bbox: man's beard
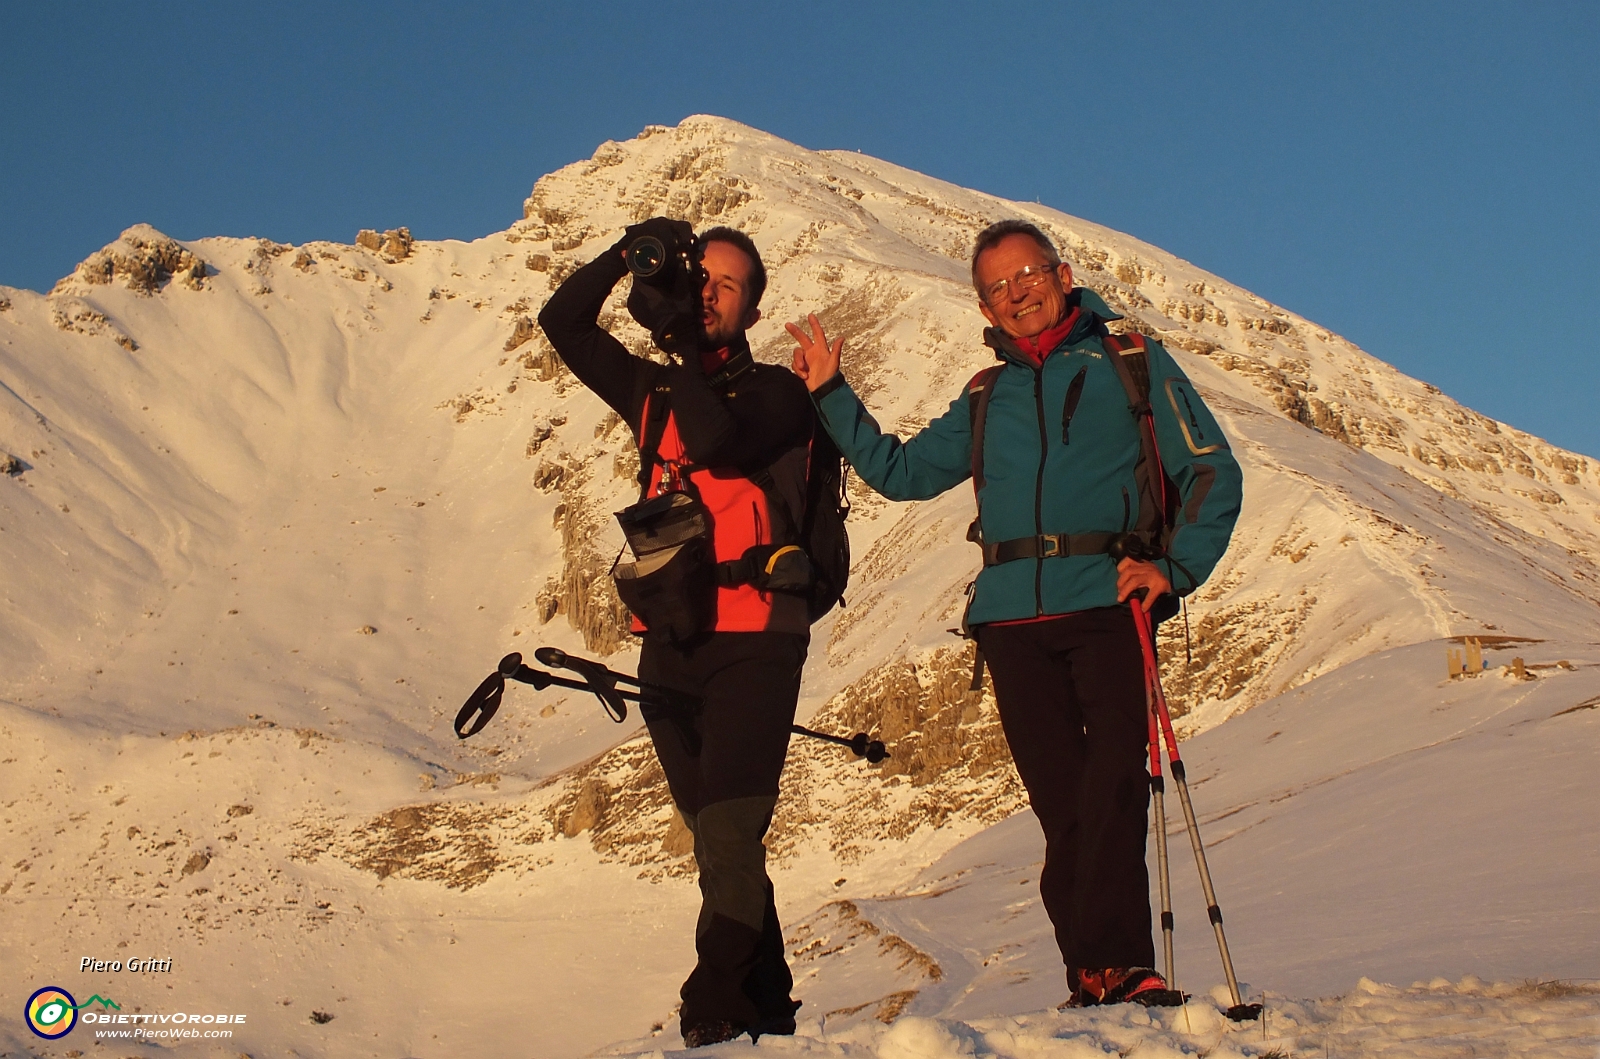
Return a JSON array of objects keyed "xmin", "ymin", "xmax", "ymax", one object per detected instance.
[{"xmin": 701, "ymin": 314, "xmax": 738, "ymax": 349}]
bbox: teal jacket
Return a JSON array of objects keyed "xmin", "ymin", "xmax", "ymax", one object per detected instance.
[{"xmin": 813, "ymin": 289, "xmax": 1242, "ymax": 625}]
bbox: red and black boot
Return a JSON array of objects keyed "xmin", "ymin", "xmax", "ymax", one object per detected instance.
[{"xmin": 1066, "ymin": 967, "xmax": 1186, "ymax": 1008}]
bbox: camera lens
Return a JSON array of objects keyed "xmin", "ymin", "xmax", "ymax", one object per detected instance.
[{"xmin": 626, "ymin": 236, "xmax": 667, "ymax": 277}]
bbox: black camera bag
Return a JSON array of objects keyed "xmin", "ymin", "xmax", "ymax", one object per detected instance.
[
  {"xmin": 610, "ymin": 393, "xmax": 717, "ymax": 642},
  {"xmin": 611, "ymin": 490, "xmax": 716, "ymax": 643}
]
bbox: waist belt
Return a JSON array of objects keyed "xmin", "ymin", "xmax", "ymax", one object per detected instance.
[{"xmin": 981, "ymin": 532, "xmax": 1119, "ymax": 567}]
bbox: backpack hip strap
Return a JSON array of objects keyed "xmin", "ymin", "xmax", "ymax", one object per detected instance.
[{"xmin": 981, "ymin": 532, "xmax": 1119, "ymax": 566}]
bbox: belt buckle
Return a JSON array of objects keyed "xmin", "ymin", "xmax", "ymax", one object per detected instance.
[{"xmin": 1040, "ymin": 535, "xmax": 1063, "ymax": 558}]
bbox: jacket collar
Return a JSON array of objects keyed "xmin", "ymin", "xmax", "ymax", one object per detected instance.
[
  {"xmin": 700, "ymin": 332, "xmax": 754, "ymax": 390},
  {"xmin": 982, "ymin": 287, "xmax": 1123, "ymax": 368}
]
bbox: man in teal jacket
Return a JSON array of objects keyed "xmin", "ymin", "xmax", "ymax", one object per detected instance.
[{"xmin": 788, "ymin": 220, "xmax": 1242, "ymax": 1007}]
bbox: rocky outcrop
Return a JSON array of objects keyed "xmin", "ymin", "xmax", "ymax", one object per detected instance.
[
  {"xmin": 50, "ymin": 300, "xmax": 137, "ymax": 350},
  {"xmin": 538, "ymin": 460, "xmax": 634, "ymax": 656},
  {"xmin": 54, "ymin": 225, "xmax": 207, "ymax": 295},
  {"xmin": 504, "ymin": 315, "xmax": 536, "ymax": 351},
  {"xmin": 355, "ymin": 227, "xmax": 414, "ymax": 260}
]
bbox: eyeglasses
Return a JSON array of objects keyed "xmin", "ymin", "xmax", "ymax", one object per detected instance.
[{"xmin": 982, "ymin": 263, "xmax": 1060, "ymax": 305}]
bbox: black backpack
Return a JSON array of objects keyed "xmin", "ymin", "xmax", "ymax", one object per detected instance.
[
  {"xmin": 753, "ymin": 425, "xmax": 850, "ymax": 623},
  {"xmin": 799, "ymin": 427, "xmax": 851, "ymax": 622},
  {"xmin": 636, "ymin": 386, "xmax": 851, "ymax": 627}
]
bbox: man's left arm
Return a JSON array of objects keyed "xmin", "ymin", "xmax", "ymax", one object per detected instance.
[{"xmin": 1145, "ymin": 341, "xmax": 1244, "ymax": 594}]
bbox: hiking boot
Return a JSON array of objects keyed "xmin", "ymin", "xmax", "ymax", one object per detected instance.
[
  {"xmin": 681, "ymin": 1019, "xmax": 746, "ymax": 1047},
  {"xmin": 746, "ymin": 998, "xmax": 801, "ymax": 1041},
  {"xmin": 1070, "ymin": 967, "xmax": 1186, "ymax": 1007}
]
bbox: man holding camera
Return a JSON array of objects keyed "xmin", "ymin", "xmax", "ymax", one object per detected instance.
[
  {"xmin": 538, "ymin": 219, "xmax": 814, "ymax": 1045},
  {"xmin": 788, "ymin": 220, "xmax": 1242, "ymax": 1008}
]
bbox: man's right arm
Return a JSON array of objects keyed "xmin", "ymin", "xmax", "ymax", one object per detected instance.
[
  {"xmin": 790, "ymin": 312, "xmax": 972, "ymax": 501},
  {"xmin": 811, "ymin": 374, "xmax": 973, "ymax": 502},
  {"xmin": 537, "ymin": 250, "xmax": 654, "ymax": 429}
]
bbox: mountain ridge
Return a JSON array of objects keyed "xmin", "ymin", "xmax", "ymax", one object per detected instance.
[{"xmin": 3, "ymin": 114, "xmax": 1598, "ymax": 1058}]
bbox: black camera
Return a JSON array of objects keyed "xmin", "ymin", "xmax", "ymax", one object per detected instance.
[{"xmin": 623, "ymin": 219, "xmax": 707, "ymax": 359}]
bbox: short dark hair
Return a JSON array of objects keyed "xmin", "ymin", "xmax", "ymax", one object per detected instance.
[
  {"xmin": 970, "ymin": 220, "xmax": 1061, "ymax": 294},
  {"xmin": 700, "ymin": 226, "xmax": 767, "ymax": 313}
]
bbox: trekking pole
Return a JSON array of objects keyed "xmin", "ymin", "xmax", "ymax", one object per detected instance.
[
  {"xmin": 791, "ymin": 724, "xmax": 890, "ymax": 763},
  {"xmin": 533, "ymin": 647, "xmax": 887, "ymax": 761},
  {"xmin": 1130, "ymin": 600, "xmax": 1263, "ymax": 1022},
  {"xmin": 456, "ymin": 648, "xmax": 890, "ymax": 762},
  {"xmin": 454, "ymin": 650, "xmax": 653, "ymax": 738},
  {"xmin": 1145, "ymin": 665, "xmax": 1176, "ymax": 991}
]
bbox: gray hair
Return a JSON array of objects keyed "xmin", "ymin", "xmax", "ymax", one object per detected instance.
[{"xmin": 970, "ymin": 220, "xmax": 1062, "ymax": 294}]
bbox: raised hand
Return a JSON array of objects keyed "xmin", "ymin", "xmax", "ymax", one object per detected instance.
[{"xmin": 786, "ymin": 313, "xmax": 844, "ymax": 393}]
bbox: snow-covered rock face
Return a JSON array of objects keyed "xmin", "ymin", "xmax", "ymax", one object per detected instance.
[
  {"xmin": 4, "ymin": 112, "xmax": 1600, "ymax": 860},
  {"xmin": 8, "ymin": 115, "xmax": 1598, "ymax": 745},
  {"xmin": 526, "ymin": 116, "xmax": 1600, "ymax": 724}
]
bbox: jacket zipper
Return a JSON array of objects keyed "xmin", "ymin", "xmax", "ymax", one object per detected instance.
[
  {"xmin": 1033, "ymin": 366, "xmax": 1048, "ymax": 616},
  {"xmin": 1061, "ymin": 366, "xmax": 1088, "ymax": 445}
]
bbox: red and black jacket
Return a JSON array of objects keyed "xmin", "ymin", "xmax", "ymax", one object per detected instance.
[{"xmin": 537, "ymin": 250, "xmax": 815, "ymax": 635}]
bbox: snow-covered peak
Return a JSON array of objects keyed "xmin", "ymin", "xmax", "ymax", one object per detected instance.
[{"xmin": 3, "ymin": 116, "xmax": 1597, "ymax": 1059}]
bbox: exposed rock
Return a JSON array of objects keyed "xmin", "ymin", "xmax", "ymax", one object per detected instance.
[
  {"xmin": 560, "ymin": 777, "xmax": 610, "ymax": 837},
  {"xmin": 660, "ymin": 810, "xmax": 694, "ymax": 856},
  {"xmin": 55, "ymin": 225, "xmax": 207, "ymax": 294},
  {"xmin": 50, "ymin": 302, "xmax": 137, "ymax": 350},
  {"xmin": 525, "ymin": 642, "xmax": 1024, "ymax": 882},
  {"xmin": 517, "ymin": 334, "xmax": 568, "ymax": 382},
  {"xmin": 532, "ymin": 458, "xmax": 566, "ymax": 491},
  {"xmin": 524, "ymin": 420, "xmax": 554, "ymax": 457},
  {"xmin": 382, "ymin": 228, "xmax": 414, "ymax": 259},
  {"xmin": 333, "ymin": 802, "xmax": 511, "ymax": 890},
  {"xmin": 546, "ymin": 478, "xmax": 633, "ymax": 654},
  {"xmin": 1158, "ymin": 591, "xmax": 1319, "ymax": 717},
  {"xmin": 504, "ymin": 316, "xmax": 536, "ymax": 351},
  {"xmin": 356, "ymin": 227, "xmax": 413, "ymax": 260}
]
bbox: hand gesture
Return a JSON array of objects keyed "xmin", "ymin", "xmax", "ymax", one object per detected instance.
[{"xmin": 786, "ymin": 314, "xmax": 843, "ymax": 393}]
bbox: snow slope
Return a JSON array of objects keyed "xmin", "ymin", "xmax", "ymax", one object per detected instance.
[
  {"xmin": 3, "ymin": 637, "xmax": 1594, "ymax": 1057},
  {"xmin": 2, "ymin": 117, "xmax": 1597, "ymax": 1057}
]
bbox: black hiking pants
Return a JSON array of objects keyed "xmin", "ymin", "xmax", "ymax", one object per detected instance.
[
  {"xmin": 638, "ymin": 630, "xmax": 808, "ymax": 1033},
  {"xmin": 976, "ymin": 606, "xmax": 1156, "ymax": 977}
]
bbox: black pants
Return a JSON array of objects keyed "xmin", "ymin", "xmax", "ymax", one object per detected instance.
[
  {"xmin": 977, "ymin": 606, "xmax": 1155, "ymax": 974},
  {"xmin": 638, "ymin": 630, "xmax": 807, "ymax": 1031}
]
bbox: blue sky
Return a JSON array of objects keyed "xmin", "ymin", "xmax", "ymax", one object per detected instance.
[{"xmin": 3, "ymin": 2, "xmax": 1596, "ymax": 455}]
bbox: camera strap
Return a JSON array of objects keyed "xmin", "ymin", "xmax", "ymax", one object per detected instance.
[
  {"xmin": 702, "ymin": 345, "xmax": 754, "ymax": 391},
  {"xmin": 634, "ymin": 388, "xmax": 672, "ymax": 500},
  {"xmin": 633, "ymin": 387, "xmax": 708, "ymax": 500}
]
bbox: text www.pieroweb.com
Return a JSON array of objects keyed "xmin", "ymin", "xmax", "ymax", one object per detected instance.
[{"xmin": 86, "ymin": 1011, "xmax": 244, "ymax": 1039}]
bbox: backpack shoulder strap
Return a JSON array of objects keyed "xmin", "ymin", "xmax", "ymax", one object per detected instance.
[
  {"xmin": 1102, "ymin": 331, "xmax": 1170, "ymax": 542},
  {"xmin": 966, "ymin": 365, "xmax": 1005, "ymax": 499},
  {"xmin": 635, "ymin": 386, "xmax": 672, "ymax": 500},
  {"xmin": 1101, "ymin": 331, "xmax": 1151, "ymax": 409}
]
